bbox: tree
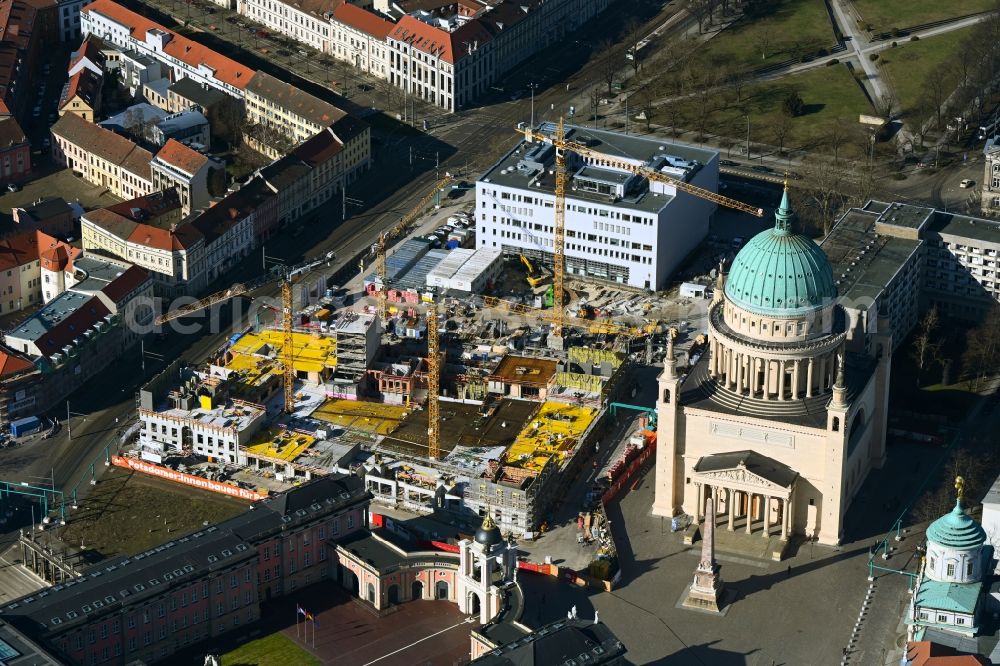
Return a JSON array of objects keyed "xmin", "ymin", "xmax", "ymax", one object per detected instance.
[
  {"xmin": 683, "ymin": 0, "xmax": 713, "ymax": 34},
  {"xmin": 638, "ymin": 86, "xmax": 657, "ymax": 131},
  {"xmin": 800, "ymin": 158, "xmax": 847, "ymax": 235},
  {"xmin": 961, "ymin": 306, "xmax": 1000, "ymax": 390},
  {"xmin": 753, "ymin": 28, "xmax": 773, "ymax": 61},
  {"xmin": 924, "ymin": 63, "xmax": 951, "ymax": 130},
  {"xmin": 911, "ymin": 306, "xmax": 943, "ymax": 384},
  {"xmin": 725, "ymin": 68, "xmax": 751, "ymax": 106},
  {"xmin": 770, "ymin": 112, "xmax": 793, "ymax": 154},
  {"xmin": 661, "ymin": 98, "xmax": 685, "ymax": 136},
  {"xmin": 825, "ymin": 118, "xmax": 848, "ymax": 164},
  {"xmin": 623, "ymin": 17, "xmax": 644, "ymax": 76},
  {"xmin": 782, "ymin": 90, "xmax": 804, "ymax": 117},
  {"xmin": 598, "ymin": 39, "xmax": 619, "ymax": 97}
]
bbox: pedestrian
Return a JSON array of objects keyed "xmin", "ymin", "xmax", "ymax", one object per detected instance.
[{"xmin": 786, "ymin": 565, "xmax": 791, "ymax": 577}]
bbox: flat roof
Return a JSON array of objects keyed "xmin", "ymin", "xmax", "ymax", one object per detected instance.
[
  {"xmin": 154, "ymin": 400, "xmax": 263, "ymax": 432},
  {"xmin": 312, "ymin": 399, "xmax": 409, "ymax": 436},
  {"xmin": 869, "ymin": 200, "xmax": 935, "ymax": 231},
  {"xmin": 478, "ymin": 123, "xmax": 716, "ymax": 215},
  {"xmin": 504, "ymin": 401, "xmax": 597, "ymax": 472},
  {"xmin": 333, "ymin": 311, "xmax": 377, "ymax": 336},
  {"xmin": 822, "ymin": 208, "xmax": 921, "ymax": 305},
  {"xmin": 7, "ymin": 291, "xmax": 92, "ymax": 343},
  {"xmin": 379, "ymin": 399, "xmax": 536, "ymax": 461},
  {"xmin": 230, "ymin": 329, "xmax": 336, "ymax": 374},
  {"xmin": 928, "ymin": 210, "xmax": 1000, "ymax": 245},
  {"xmin": 490, "ymin": 355, "xmax": 558, "ymax": 385}
]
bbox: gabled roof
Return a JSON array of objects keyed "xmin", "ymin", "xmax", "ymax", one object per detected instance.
[
  {"xmin": 693, "ymin": 450, "xmax": 799, "ymax": 488},
  {"xmin": 34, "ymin": 296, "xmax": 112, "ymax": 358},
  {"xmin": 39, "ymin": 243, "xmax": 82, "ymax": 273},
  {"xmin": 292, "ymin": 126, "xmax": 344, "ymax": 167},
  {"xmin": 81, "ymin": 0, "xmax": 255, "ymax": 89},
  {"xmin": 331, "ymin": 2, "xmax": 395, "ymax": 40},
  {"xmin": 154, "ymin": 139, "xmax": 210, "ymax": 176},
  {"xmin": 388, "ymin": 14, "xmax": 493, "ymax": 64},
  {"xmin": 68, "ymin": 34, "xmax": 107, "ymax": 76},
  {"xmin": 0, "ymin": 116, "xmax": 26, "ymax": 149},
  {"xmin": 167, "ymin": 76, "xmax": 228, "ymax": 109},
  {"xmin": 905, "ymin": 641, "xmax": 988, "ymax": 666},
  {"xmin": 0, "ymin": 231, "xmax": 71, "ymax": 272},
  {"xmin": 0, "ymin": 349, "xmax": 33, "ymax": 377},
  {"xmin": 51, "ymin": 113, "xmax": 152, "ymax": 180},
  {"xmin": 101, "ymin": 265, "xmax": 150, "ymax": 304},
  {"xmin": 84, "ymin": 189, "xmax": 203, "ymax": 252},
  {"xmin": 60, "ymin": 69, "xmax": 103, "ymax": 111},
  {"xmin": 245, "ymin": 71, "xmax": 347, "ymax": 127}
]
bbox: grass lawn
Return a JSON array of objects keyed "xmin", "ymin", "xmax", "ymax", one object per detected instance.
[
  {"xmin": 854, "ymin": 0, "xmax": 995, "ymax": 32},
  {"xmin": 697, "ymin": 0, "xmax": 837, "ymax": 71},
  {"xmin": 222, "ymin": 633, "xmax": 320, "ymax": 666},
  {"xmin": 675, "ymin": 64, "xmax": 873, "ymax": 158},
  {"xmin": 880, "ymin": 27, "xmax": 974, "ymax": 116},
  {"xmin": 58, "ymin": 467, "xmax": 247, "ymax": 559}
]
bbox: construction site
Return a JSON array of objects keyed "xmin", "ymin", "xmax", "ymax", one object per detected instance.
[{"xmin": 114, "ymin": 121, "xmax": 767, "ymax": 539}]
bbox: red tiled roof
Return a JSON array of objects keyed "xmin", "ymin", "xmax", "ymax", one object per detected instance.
[
  {"xmin": 81, "ymin": 0, "xmax": 255, "ymax": 89},
  {"xmin": 101, "ymin": 264, "xmax": 150, "ymax": 304},
  {"xmin": 388, "ymin": 14, "xmax": 492, "ymax": 64},
  {"xmin": 85, "ymin": 189, "xmax": 203, "ymax": 252},
  {"xmin": 0, "ymin": 230, "xmax": 70, "ymax": 272},
  {"xmin": 60, "ymin": 69, "xmax": 102, "ymax": 111},
  {"xmin": 0, "ymin": 349, "xmax": 33, "ymax": 376},
  {"xmin": 331, "ymin": 3, "xmax": 395, "ymax": 40},
  {"xmin": 0, "ymin": 116, "xmax": 26, "ymax": 148},
  {"xmin": 154, "ymin": 139, "xmax": 210, "ymax": 175},
  {"xmin": 906, "ymin": 642, "xmax": 989, "ymax": 666},
  {"xmin": 34, "ymin": 298, "xmax": 111, "ymax": 357},
  {"xmin": 69, "ymin": 34, "xmax": 107, "ymax": 75},
  {"xmin": 292, "ymin": 126, "xmax": 344, "ymax": 167},
  {"xmin": 39, "ymin": 243, "xmax": 82, "ymax": 273}
]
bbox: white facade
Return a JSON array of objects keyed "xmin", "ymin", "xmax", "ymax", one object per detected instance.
[
  {"xmin": 329, "ymin": 7, "xmax": 390, "ymax": 79},
  {"xmin": 138, "ymin": 399, "xmax": 265, "ymax": 463},
  {"xmin": 200, "ymin": 215, "xmax": 254, "ymax": 284},
  {"xmin": 476, "ymin": 126, "xmax": 718, "ymax": 290},
  {"xmin": 238, "ymin": 0, "xmax": 334, "ymax": 53},
  {"xmin": 982, "ymin": 140, "xmax": 1000, "ymax": 216},
  {"xmin": 455, "ymin": 526, "xmax": 517, "ymax": 624}
]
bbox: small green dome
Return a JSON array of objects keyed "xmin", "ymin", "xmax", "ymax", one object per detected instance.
[
  {"xmin": 926, "ymin": 501, "xmax": 986, "ymax": 550},
  {"xmin": 725, "ymin": 190, "xmax": 837, "ymax": 315}
]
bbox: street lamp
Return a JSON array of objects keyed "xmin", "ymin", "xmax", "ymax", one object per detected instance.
[{"xmin": 745, "ymin": 114, "xmax": 751, "ymax": 161}]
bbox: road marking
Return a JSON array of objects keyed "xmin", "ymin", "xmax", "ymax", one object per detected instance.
[{"xmin": 361, "ymin": 617, "xmax": 476, "ymax": 665}]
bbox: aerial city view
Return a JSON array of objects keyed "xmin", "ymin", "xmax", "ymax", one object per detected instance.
[{"xmin": 0, "ymin": 0, "xmax": 997, "ymax": 664}]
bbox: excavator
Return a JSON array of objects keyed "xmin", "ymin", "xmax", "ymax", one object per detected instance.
[{"xmin": 519, "ymin": 254, "xmax": 550, "ymax": 288}]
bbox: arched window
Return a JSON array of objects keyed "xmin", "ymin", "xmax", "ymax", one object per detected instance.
[
  {"xmin": 662, "ymin": 388, "xmax": 671, "ymax": 404},
  {"xmin": 832, "ymin": 417, "xmax": 840, "ymax": 432}
]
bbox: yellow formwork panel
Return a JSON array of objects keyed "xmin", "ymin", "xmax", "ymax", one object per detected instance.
[
  {"xmin": 312, "ymin": 399, "xmax": 409, "ymax": 436},
  {"xmin": 504, "ymin": 401, "xmax": 597, "ymax": 472},
  {"xmin": 230, "ymin": 330, "xmax": 337, "ymax": 374},
  {"xmin": 245, "ymin": 428, "xmax": 315, "ymax": 462}
]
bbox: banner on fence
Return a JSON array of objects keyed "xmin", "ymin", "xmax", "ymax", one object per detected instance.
[
  {"xmin": 111, "ymin": 456, "xmax": 265, "ymax": 501},
  {"xmin": 602, "ymin": 441, "xmax": 656, "ymax": 504}
]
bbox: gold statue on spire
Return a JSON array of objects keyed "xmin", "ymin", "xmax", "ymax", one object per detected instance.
[
  {"xmin": 956, "ymin": 476, "xmax": 966, "ymax": 503},
  {"xmin": 783, "ymin": 172, "xmax": 790, "ymax": 192},
  {"xmin": 482, "ymin": 501, "xmax": 496, "ymax": 530}
]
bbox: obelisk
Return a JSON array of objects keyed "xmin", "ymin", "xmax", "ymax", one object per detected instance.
[{"xmin": 683, "ymin": 494, "xmax": 725, "ymax": 612}]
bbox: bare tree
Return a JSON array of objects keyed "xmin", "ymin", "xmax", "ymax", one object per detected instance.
[
  {"xmin": 661, "ymin": 97, "xmax": 685, "ymax": 136},
  {"xmin": 924, "ymin": 63, "xmax": 951, "ymax": 130},
  {"xmin": 623, "ymin": 17, "xmax": 644, "ymax": 76},
  {"xmin": 911, "ymin": 306, "xmax": 943, "ymax": 384},
  {"xmin": 638, "ymin": 86, "xmax": 657, "ymax": 131},
  {"xmin": 800, "ymin": 158, "xmax": 847, "ymax": 235},
  {"xmin": 598, "ymin": 39, "xmax": 620, "ymax": 97},
  {"xmin": 683, "ymin": 0, "xmax": 713, "ymax": 34},
  {"xmin": 825, "ymin": 118, "xmax": 848, "ymax": 164},
  {"xmin": 753, "ymin": 27, "xmax": 773, "ymax": 61},
  {"xmin": 725, "ymin": 67, "xmax": 751, "ymax": 106},
  {"xmin": 961, "ymin": 306, "xmax": 1000, "ymax": 390},
  {"xmin": 770, "ymin": 112, "xmax": 793, "ymax": 155}
]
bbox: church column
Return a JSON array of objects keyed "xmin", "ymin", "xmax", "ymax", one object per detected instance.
[
  {"xmin": 746, "ymin": 493, "xmax": 754, "ymax": 534},
  {"xmin": 777, "ymin": 360, "xmax": 786, "ymax": 401},
  {"xmin": 696, "ymin": 483, "xmax": 705, "ymax": 521},
  {"xmin": 763, "ymin": 360, "xmax": 771, "ymax": 400},
  {"xmin": 806, "ymin": 358, "xmax": 814, "ymax": 398},
  {"xmin": 736, "ymin": 353, "xmax": 745, "ymax": 394},
  {"xmin": 780, "ymin": 499, "xmax": 788, "ymax": 539},
  {"xmin": 791, "ymin": 360, "xmax": 800, "ymax": 400},
  {"xmin": 749, "ymin": 357, "xmax": 759, "ymax": 397},
  {"xmin": 727, "ymin": 489, "xmax": 735, "ymax": 530},
  {"xmin": 709, "ymin": 339, "xmax": 718, "ymax": 378},
  {"xmin": 763, "ymin": 496, "xmax": 771, "ymax": 538}
]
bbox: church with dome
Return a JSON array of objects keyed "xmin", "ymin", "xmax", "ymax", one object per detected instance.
[{"xmin": 653, "ymin": 186, "xmax": 893, "ymax": 548}]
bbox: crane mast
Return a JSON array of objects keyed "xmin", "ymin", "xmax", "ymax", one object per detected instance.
[
  {"xmin": 426, "ymin": 301, "xmax": 440, "ymax": 460},
  {"xmin": 552, "ymin": 117, "xmax": 567, "ymax": 338}
]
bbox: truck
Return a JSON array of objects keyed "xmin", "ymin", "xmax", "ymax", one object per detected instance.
[{"xmin": 10, "ymin": 416, "xmax": 42, "ymax": 438}]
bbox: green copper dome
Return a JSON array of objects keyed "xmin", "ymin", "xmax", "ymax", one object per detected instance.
[
  {"xmin": 926, "ymin": 500, "xmax": 986, "ymax": 550},
  {"xmin": 724, "ymin": 189, "xmax": 837, "ymax": 315}
]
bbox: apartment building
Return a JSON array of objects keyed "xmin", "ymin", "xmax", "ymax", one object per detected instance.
[
  {"xmin": 81, "ymin": 189, "xmax": 208, "ymax": 297},
  {"xmin": 81, "ymin": 0, "xmax": 256, "ymax": 98},
  {"xmin": 184, "ymin": 192, "xmax": 255, "ymax": 285},
  {"xmin": 0, "ymin": 0, "xmax": 56, "ymax": 124},
  {"xmin": 0, "ymin": 116, "xmax": 31, "ymax": 183},
  {"xmin": 476, "ymin": 123, "xmax": 719, "ymax": 290},
  {"xmin": 0, "ymin": 230, "xmax": 79, "ymax": 316},
  {"xmin": 150, "ymin": 139, "xmax": 220, "ymax": 216},
  {"xmin": 1, "ymin": 475, "xmax": 370, "ymax": 666},
  {"xmin": 50, "ymin": 112, "xmax": 153, "ymax": 201},
  {"xmin": 329, "ymin": 2, "xmax": 394, "ymax": 78},
  {"xmin": 384, "ymin": 0, "xmax": 611, "ymax": 112},
  {"xmin": 243, "ymin": 71, "xmax": 353, "ymax": 153},
  {"xmin": 238, "ymin": 0, "xmax": 338, "ymax": 53},
  {"xmin": 58, "ymin": 68, "xmax": 103, "ymax": 122}
]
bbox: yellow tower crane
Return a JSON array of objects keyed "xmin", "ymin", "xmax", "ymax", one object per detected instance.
[
  {"xmin": 425, "ymin": 300, "xmax": 441, "ymax": 460},
  {"xmin": 154, "ymin": 253, "xmax": 334, "ymax": 414},
  {"xmin": 516, "ymin": 120, "xmax": 763, "ymax": 338},
  {"xmin": 375, "ymin": 175, "xmax": 453, "ymax": 322}
]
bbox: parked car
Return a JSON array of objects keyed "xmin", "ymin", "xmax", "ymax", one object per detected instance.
[
  {"xmin": 6, "ymin": 183, "xmax": 19, "ymax": 192},
  {"xmin": 960, "ymin": 178, "xmax": 976, "ymax": 188}
]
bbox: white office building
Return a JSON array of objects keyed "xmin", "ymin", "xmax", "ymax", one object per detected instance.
[{"xmin": 476, "ymin": 123, "xmax": 720, "ymax": 290}]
